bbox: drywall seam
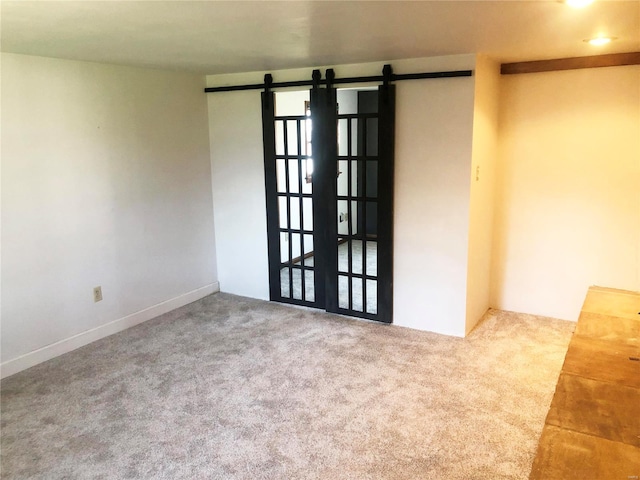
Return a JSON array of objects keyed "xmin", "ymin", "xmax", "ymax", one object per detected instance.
[{"xmin": 0, "ymin": 282, "xmax": 220, "ymax": 379}]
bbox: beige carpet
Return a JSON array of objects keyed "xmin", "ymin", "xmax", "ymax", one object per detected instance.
[{"xmin": 1, "ymin": 293, "xmax": 574, "ymax": 479}]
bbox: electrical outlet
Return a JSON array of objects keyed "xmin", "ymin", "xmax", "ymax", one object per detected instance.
[{"xmin": 93, "ymin": 286, "xmax": 103, "ymax": 303}]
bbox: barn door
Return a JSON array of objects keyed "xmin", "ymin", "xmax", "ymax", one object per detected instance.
[
  {"xmin": 262, "ymin": 87, "xmax": 325, "ymax": 309},
  {"xmin": 262, "ymin": 75, "xmax": 395, "ymax": 323}
]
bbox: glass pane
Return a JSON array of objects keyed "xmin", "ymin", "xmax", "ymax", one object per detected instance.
[
  {"xmin": 366, "ymin": 241, "xmax": 378, "ymax": 277},
  {"xmin": 351, "ymin": 118, "xmax": 358, "ymax": 156},
  {"xmin": 302, "ymin": 198, "xmax": 313, "ymax": 232},
  {"xmin": 338, "ymin": 275, "xmax": 349, "ymax": 309},
  {"xmin": 300, "ymin": 117, "xmax": 308, "ymax": 152},
  {"xmin": 304, "ymin": 270, "xmax": 315, "ymax": 302},
  {"xmin": 366, "ymin": 161, "xmax": 378, "ymax": 198},
  {"xmin": 276, "ymin": 159, "xmax": 286, "ymax": 193},
  {"xmin": 366, "ymin": 202, "xmax": 378, "ymax": 237},
  {"xmin": 337, "ymin": 199, "xmax": 348, "ymax": 234},
  {"xmin": 304, "ymin": 119, "xmax": 312, "ymax": 156},
  {"xmin": 366, "ymin": 118, "xmax": 378, "ymax": 156},
  {"xmin": 291, "ymin": 268, "xmax": 302, "ymax": 300},
  {"xmin": 337, "ymin": 91, "xmax": 357, "ymax": 114},
  {"xmin": 351, "ymin": 239, "xmax": 362, "ymax": 275},
  {"xmin": 351, "ymin": 200, "xmax": 359, "ymax": 236},
  {"xmin": 275, "ymin": 120, "xmax": 285, "ymax": 156},
  {"xmin": 366, "ymin": 279, "xmax": 377, "ymax": 314},
  {"xmin": 280, "ymin": 232, "xmax": 289, "ymax": 263},
  {"xmin": 352, "ymin": 161, "xmax": 360, "ymax": 197},
  {"xmin": 337, "ymin": 160, "xmax": 348, "ymax": 196},
  {"xmin": 280, "ymin": 267, "xmax": 290, "ymax": 298},
  {"xmin": 352, "ymin": 277, "xmax": 363, "ymax": 312},
  {"xmin": 338, "ymin": 118, "xmax": 349, "ymax": 156},
  {"xmin": 338, "ymin": 239, "xmax": 348, "ymax": 273},
  {"xmin": 302, "ymin": 159, "xmax": 313, "ymax": 194},
  {"xmin": 303, "ymin": 234, "xmax": 314, "ymax": 266},
  {"xmin": 305, "ymin": 119, "xmax": 312, "ymax": 157},
  {"xmin": 287, "ymin": 120, "xmax": 299, "ymax": 156},
  {"xmin": 288, "ymin": 159, "xmax": 299, "ymax": 194},
  {"xmin": 291, "ymin": 232, "xmax": 301, "ymax": 264},
  {"xmin": 278, "ymin": 196, "xmax": 288, "ymax": 229},
  {"xmin": 275, "ymin": 91, "xmax": 308, "ymax": 116},
  {"xmin": 290, "ymin": 197, "xmax": 300, "ymax": 230}
]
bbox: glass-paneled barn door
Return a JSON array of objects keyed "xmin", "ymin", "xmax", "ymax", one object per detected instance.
[{"xmin": 263, "ymin": 69, "xmax": 396, "ymax": 323}]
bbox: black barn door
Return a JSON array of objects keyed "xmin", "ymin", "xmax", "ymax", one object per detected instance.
[
  {"xmin": 263, "ymin": 81, "xmax": 395, "ymax": 323},
  {"xmin": 262, "ymin": 89, "xmax": 325, "ymax": 309}
]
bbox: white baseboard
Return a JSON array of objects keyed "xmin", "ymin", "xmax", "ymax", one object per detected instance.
[{"xmin": 0, "ymin": 282, "xmax": 220, "ymax": 379}]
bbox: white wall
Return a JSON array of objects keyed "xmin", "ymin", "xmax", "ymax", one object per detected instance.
[
  {"xmin": 492, "ymin": 65, "xmax": 640, "ymax": 320},
  {"xmin": 465, "ymin": 56, "xmax": 500, "ymax": 334},
  {"xmin": 208, "ymin": 90, "xmax": 269, "ymax": 299},
  {"xmin": 1, "ymin": 53, "xmax": 217, "ymax": 376},
  {"xmin": 393, "ymin": 62, "xmax": 476, "ymax": 337},
  {"xmin": 207, "ymin": 55, "xmax": 479, "ymax": 336}
]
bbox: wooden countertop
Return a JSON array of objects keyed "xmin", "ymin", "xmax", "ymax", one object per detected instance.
[{"xmin": 529, "ymin": 286, "xmax": 640, "ymax": 480}]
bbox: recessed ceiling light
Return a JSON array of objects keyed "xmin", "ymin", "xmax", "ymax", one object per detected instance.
[
  {"xmin": 584, "ymin": 36, "xmax": 616, "ymax": 46},
  {"xmin": 566, "ymin": 0, "xmax": 595, "ymax": 7}
]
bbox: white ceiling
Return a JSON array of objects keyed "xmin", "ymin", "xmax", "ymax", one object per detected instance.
[{"xmin": 1, "ymin": 1, "xmax": 638, "ymax": 75}]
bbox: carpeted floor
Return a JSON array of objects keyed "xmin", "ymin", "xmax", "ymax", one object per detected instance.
[{"xmin": 1, "ymin": 293, "xmax": 574, "ymax": 479}]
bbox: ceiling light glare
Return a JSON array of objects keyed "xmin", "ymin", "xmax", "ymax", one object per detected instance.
[
  {"xmin": 565, "ymin": 0, "xmax": 595, "ymax": 7},
  {"xmin": 584, "ymin": 37, "xmax": 615, "ymax": 46}
]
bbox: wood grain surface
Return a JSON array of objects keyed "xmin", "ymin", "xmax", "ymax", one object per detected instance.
[{"xmin": 529, "ymin": 287, "xmax": 640, "ymax": 480}]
